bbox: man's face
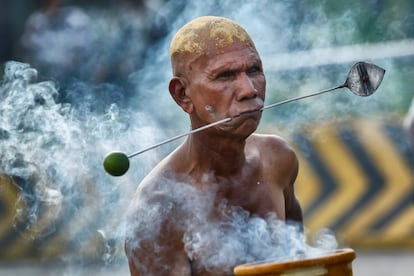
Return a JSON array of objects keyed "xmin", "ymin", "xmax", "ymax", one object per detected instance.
[{"xmin": 185, "ymin": 41, "xmax": 266, "ymax": 136}]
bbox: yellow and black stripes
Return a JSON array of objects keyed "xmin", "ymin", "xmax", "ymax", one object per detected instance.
[
  {"xmin": 0, "ymin": 175, "xmax": 122, "ymax": 260},
  {"xmin": 293, "ymin": 118, "xmax": 414, "ymax": 247},
  {"xmin": 0, "ymin": 117, "xmax": 413, "ymax": 261}
]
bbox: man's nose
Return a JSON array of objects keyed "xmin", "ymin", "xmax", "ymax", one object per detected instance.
[{"xmin": 236, "ymin": 73, "xmax": 257, "ymax": 101}]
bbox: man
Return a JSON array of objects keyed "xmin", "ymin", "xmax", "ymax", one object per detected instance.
[{"xmin": 125, "ymin": 16, "xmax": 303, "ymax": 275}]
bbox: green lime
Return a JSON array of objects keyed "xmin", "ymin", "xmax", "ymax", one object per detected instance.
[{"xmin": 103, "ymin": 151, "xmax": 130, "ymax": 176}]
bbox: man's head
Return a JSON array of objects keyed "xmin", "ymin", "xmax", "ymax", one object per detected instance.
[
  {"xmin": 170, "ymin": 16, "xmax": 257, "ymax": 77},
  {"xmin": 169, "ymin": 16, "xmax": 265, "ymax": 136}
]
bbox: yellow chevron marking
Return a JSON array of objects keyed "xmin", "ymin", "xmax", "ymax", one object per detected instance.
[
  {"xmin": 380, "ymin": 204, "xmax": 414, "ymax": 239},
  {"xmin": 345, "ymin": 206, "xmax": 414, "ymax": 247},
  {"xmin": 4, "ymin": 202, "xmax": 62, "ymax": 258},
  {"xmin": 2, "ymin": 183, "xmax": 64, "ymax": 258},
  {"xmin": 348, "ymin": 234, "xmax": 414, "ymax": 248},
  {"xmin": 302, "ymin": 125, "xmax": 367, "ymax": 231},
  {"xmin": 39, "ymin": 180, "xmax": 103, "ymax": 257},
  {"xmin": 294, "ymin": 151, "xmax": 321, "ymax": 211},
  {"xmin": 0, "ymin": 175, "xmax": 19, "ymax": 237},
  {"xmin": 341, "ymin": 120, "xmax": 413, "ymax": 239}
]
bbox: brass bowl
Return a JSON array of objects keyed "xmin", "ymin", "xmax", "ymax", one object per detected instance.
[{"xmin": 234, "ymin": 248, "xmax": 355, "ymax": 276}]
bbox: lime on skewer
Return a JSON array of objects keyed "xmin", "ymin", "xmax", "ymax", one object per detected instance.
[{"xmin": 103, "ymin": 151, "xmax": 130, "ymax": 176}]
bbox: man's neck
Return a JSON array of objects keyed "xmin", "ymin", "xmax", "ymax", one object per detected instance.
[{"xmin": 184, "ymin": 132, "xmax": 248, "ymax": 176}]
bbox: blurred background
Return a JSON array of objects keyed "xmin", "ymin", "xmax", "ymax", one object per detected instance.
[{"xmin": 0, "ymin": 0, "xmax": 413, "ymax": 275}]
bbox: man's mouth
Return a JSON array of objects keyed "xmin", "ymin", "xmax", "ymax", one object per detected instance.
[{"xmin": 232, "ymin": 108, "xmax": 263, "ymax": 119}]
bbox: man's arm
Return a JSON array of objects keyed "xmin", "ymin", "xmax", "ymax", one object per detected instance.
[
  {"xmin": 125, "ymin": 236, "xmax": 191, "ymax": 276},
  {"xmin": 125, "ymin": 189, "xmax": 192, "ymax": 276},
  {"xmin": 260, "ymin": 134, "xmax": 303, "ymax": 222},
  {"xmin": 284, "ymin": 183, "xmax": 303, "ymax": 223},
  {"xmin": 283, "ymin": 148, "xmax": 303, "ymax": 223}
]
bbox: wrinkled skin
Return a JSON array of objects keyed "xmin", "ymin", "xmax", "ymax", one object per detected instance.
[{"xmin": 125, "ymin": 17, "xmax": 303, "ymax": 276}]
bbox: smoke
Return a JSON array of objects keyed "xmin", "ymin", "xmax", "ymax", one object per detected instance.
[
  {"xmin": 126, "ymin": 0, "xmax": 410, "ymax": 135},
  {"xmin": 0, "ymin": 61, "xmax": 161, "ymax": 263},
  {"xmin": 18, "ymin": 0, "xmax": 412, "ymax": 131},
  {"xmin": 1, "ymin": 0, "xmax": 412, "ymax": 273},
  {"xmin": 125, "ymin": 178, "xmax": 337, "ymax": 274}
]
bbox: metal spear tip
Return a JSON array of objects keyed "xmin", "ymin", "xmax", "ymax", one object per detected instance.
[
  {"xmin": 345, "ymin": 62, "xmax": 386, "ymax": 97},
  {"xmin": 103, "ymin": 151, "xmax": 130, "ymax": 176}
]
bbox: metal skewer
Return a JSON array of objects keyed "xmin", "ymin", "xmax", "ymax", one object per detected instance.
[{"xmin": 103, "ymin": 61, "xmax": 385, "ymax": 176}]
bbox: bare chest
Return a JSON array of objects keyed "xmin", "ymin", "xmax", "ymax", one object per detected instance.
[{"xmin": 221, "ymin": 178, "xmax": 284, "ymax": 217}]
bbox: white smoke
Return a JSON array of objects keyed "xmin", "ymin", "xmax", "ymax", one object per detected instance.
[
  {"xmin": 125, "ymin": 178, "xmax": 338, "ymax": 274},
  {"xmin": 0, "ymin": 61, "xmax": 161, "ymax": 262},
  {"xmin": 2, "ymin": 0, "xmax": 411, "ymax": 273}
]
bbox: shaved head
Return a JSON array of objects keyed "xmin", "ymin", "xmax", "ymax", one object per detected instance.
[{"xmin": 170, "ymin": 16, "xmax": 257, "ymax": 77}]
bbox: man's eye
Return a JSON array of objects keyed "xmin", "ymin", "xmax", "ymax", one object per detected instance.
[
  {"xmin": 247, "ymin": 66, "xmax": 261, "ymax": 74},
  {"xmin": 216, "ymin": 71, "xmax": 235, "ymax": 79}
]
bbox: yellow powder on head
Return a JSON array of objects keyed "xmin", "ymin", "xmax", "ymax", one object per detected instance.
[{"xmin": 170, "ymin": 16, "xmax": 256, "ymax": 61}]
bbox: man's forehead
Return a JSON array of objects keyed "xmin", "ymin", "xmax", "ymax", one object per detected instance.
[
  {"xmin": 199, "ymin": 46, "xmax": 261, "ymax": 72},
  {"xmin": 170, "ymin": 16, "xmax": 256, "ymax": 58}
]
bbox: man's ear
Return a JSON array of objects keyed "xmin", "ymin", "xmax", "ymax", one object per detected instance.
[{"xmin": 169, "ymin": 77, "xmax": 194, "ymax": 114}]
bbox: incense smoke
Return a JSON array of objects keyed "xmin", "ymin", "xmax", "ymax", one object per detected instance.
[
  {"xmin": 0, "ymin": 61, "xmax": 161, "ymax": 264},
  {"xmin": 125, "ymin": 178, "xmax": 337, "ymax": 274},
  {"xmin": 1, "ymin": 0, "xmax": 411, "ymax": 273}
]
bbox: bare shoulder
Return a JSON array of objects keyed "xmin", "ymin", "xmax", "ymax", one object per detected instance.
[
  {"xmin": 248, "ymin": 133, "xmax": 297, "ymax": 163},
  {"xmin": 125, "ymin": 148, "xmax": 190, "ymax": 227},
  {"xmin": 249, "ymin": 134, "xmax": 302, "ymax": 222},
  {"xmin": 125, "ymin": 163, "xmax": 193, "ymax": 275},
  {"xmin": 248, "ymin": 133, "xmax": 298, "ymax": 189},
  {"xmin": 125, "ymin": 174, "xmax": 173, "ymax": 243},
  {"xmin": 125, "ymin": 163, "xmax": 182, "ymax": 236}
]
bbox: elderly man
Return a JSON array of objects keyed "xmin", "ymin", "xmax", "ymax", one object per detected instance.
[{"xmin": 125, "ymin": 16, "xmax": 303, "ymax": 275}]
